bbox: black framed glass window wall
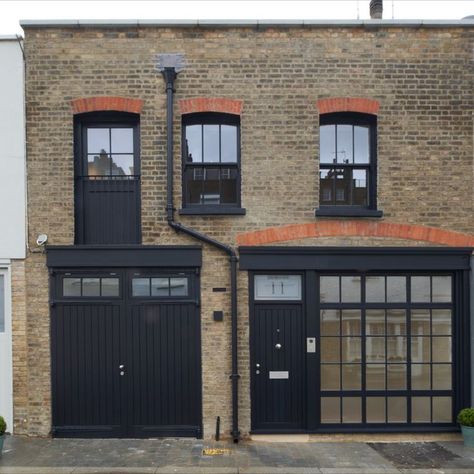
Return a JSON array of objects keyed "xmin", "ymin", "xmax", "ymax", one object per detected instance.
[
  {"xmin": 318, "ymin": 112, "xmax": 379, "ymax": 216},
  {"xmin": 182, "ymin": 113, "xmax": 243, "ymax": 214}
]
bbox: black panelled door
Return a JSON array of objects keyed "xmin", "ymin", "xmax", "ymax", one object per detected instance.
[{"xmin": 51, "ymin": 270, "xmax": 201, "ymax": 438}]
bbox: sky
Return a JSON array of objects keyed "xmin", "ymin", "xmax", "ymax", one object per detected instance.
[{"xmin": 0, "ymin": 0, "xmax": 473, "ymax": 36}]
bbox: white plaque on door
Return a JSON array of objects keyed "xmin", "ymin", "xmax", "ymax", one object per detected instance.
[{"xmin": 269, "ymin": 371, "xmax": 289, "ymax": 379}]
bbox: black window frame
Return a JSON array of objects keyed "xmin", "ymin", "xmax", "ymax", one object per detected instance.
[
  {"xmin": 180, "ymin": 112, "xmax": 245, "ymax": 215},
  {"xmin": 316, "ymin": 112, "xmax": 382, "ymax": 218}
]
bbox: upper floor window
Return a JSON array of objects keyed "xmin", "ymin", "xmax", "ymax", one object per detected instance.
[
  {"xmin": 74, "ymin": 111, "xmax": 141, "ymax": 244},
  {"xmin": 317, "ymin": 112, "xmax": 382, "ymax": 217},
  {"xmin": 180, "ymin": 113, "xmax": 245, "ymax": 215}
]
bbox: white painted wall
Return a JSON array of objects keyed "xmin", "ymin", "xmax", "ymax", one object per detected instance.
[
  {"xmin": 0, "ymin": 37, "xmax": 25, "ymax": 434},
  {"xmin": 0, "ymin": 37, "xmax": 26, "ymax": 260}
]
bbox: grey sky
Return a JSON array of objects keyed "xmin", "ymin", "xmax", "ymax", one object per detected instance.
[{"xmin": 0, "ymin": 1, "xmax": 473, "ymax": 35}]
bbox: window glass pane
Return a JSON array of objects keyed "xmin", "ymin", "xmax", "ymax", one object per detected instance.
[
  {"xmin": 352, "ymin": 169, "xmax": 368, "ymax": 206},
  {"xmin": 321, "ymin": 364, "xmax": 340, "ymax": 390},
  {"xmin": 321, "ymin": 338, "xmax": 340, "ymax": 363},
  {"xmin": 432, "ymin": 364, "xmax": 452, "ymax": 390},
  {"xmin": 203, "ymin": 125, "xmax": 219, "ymax": 162},
  {"xmin": 82, "ymin": 278, "xmax": 101, "ymax": 297},
  {"xmin": 411, "ymin": 364, "xmax": 431, "ymax": 390},
  {"xmin": 387, "ymin": 276, "xmax": 406, "ymax": 302},
  {"xmin": 341, "ymin": 276, "xmax": 360, "ymax": 303},
  {"xmin": 202, "ymin": 168, "xmax": 220, "ymax": 204},
  {"xmin": 221, "ymin": 125, "xmax": 237, "ymax": 163},
  {"xmin": 432, "ymin": 397, "xmax": 452, "ymax": 423},
  {"xmin": 342, "ymin": 337, "xmax": 361, "ymax": 363},
  {"xmin": 342, "ymin": 397, "xmax": 361, "ymax": 423},
  {"xmin": 366, "ymin": 364, "xmax": 385, "ymax": 390},
  {"xmin": 132, "ymin": 278, "xmax": 150, "ymax": 296},
  {"xmin": 319, "ymin": 169, "xmax": 333, "ymax": 204},
  {"xmin": 387, "ymin": 337, "xmax": 407, "ymax": 363},
  {"xmin": 366, "ymin": 337, "xmax": 385, "ymax": 363},
  {"xmin": 387, "ymin": 310, "xmax": 406, "ymax": 335},
  {"xmin": 412, "ymin": 397, "xmax": 431, "ymax": 423},
  {"xmin": 342, "ymin": 364, "xmax": 361, "ymax": 390},
  {"xmin": 0, "ymin": 275, "xmax": 4, "ymax": 332},
  {"xmin": 111, "ymin": 128, "xmax": 133, "ymax": 153},
  {"xmin": 321, "ymin": 397, "xmax": 340, "ymax": 423},
  {"xmin": 151, "ymin": 278, "xmax": 169, "ymax": 296},
  {"xmin": 411, "ymin": 310, "xmax": 430, "ymax": 336},
  {"xmin": 366, "ymin": 276, "xmax": 385, "ymax": 303},
  {"xmin": 411, "ymin": 336, "xmax": 431, "ymax": 363},
  {"xmin": 367, "ymin": 397, "xmax": 385, "ymax": 423},
  {"xmin": 185, "ymin": 125, "xmax": 202, "ymax": 163},
  {"xmin": 88, "ymin": 152, "xmax": 110, "ymax": 176},
  {"xmin": 63, "ymin": 277, "xmax": 81, "ymax": 297},
  {"xmin": 320, "ymin": 276, "xmax": 339, "ymax": 303},
  {"xmin": 111, "ymin": 155, "xmax": 134, "ymax": 176},
  {"xmin": 432, "ymin": 310, "xmax": 451, "ymax": 335},
  {"xmin": 341, "ymin": 310, "xmax": 361, "ymax": 336},
  {"xmin": 335, "ymin": 168, "xmax": 351, "ymax": 204},
  {"xmin": 354, "ymin": 125, "xmax": 370, "ymax": 163},
  {"xmin": 185, "ymin": 167, "xmax": 203, "ymax": 204},
  {"xmin": 366, "ymin": 310, "xmax": 385, "ymax": 335},
  {"xmin": 254, "ymin": 275, "xmax": 302, "ymax": 301},
  {"xmin": 387, "ymin": 364, "xmax": 406, "ymax": 390},
  {"xmin": 336, "ymin": 125, "xmax": 353, "ymax": 163},
  {"xmin": 321, "ymin": 309, "xmax": 340, "ymax": 336},
  {"xmin": 432, "ymin": 276, "xmax": 451, "ymax": 303},
  {"xmin": 221, "ymin": 167, "xmax": 238, "ymax": 204},
  {"xmin": 387, "ymin": 397, "xmax": 407, "ymax": 423},
  {"xmin": 87, "ymin": 128, "xmax": 110, "ymax": 154},
  {"xmin": 101, "ymin": 278, "xmax": 119, "ymax": 297},
  {"xmin": 432, "ymin": 337, "xmax": 451, "ymax": 363},
  {"xmin": 320, "ymin": 125, "xmax": 336, "ymax": 164},
  {"xmin": 411, "ymin": 276, "xmax": 430, "ymax": 302},
  {"xmin": 170, "ymin": 277, "xmax": 188, "ymax": 296}
]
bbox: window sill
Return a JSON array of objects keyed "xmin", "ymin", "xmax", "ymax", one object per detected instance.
[
  {"xmin": 179, "ymin": 207, "xmax": 246, "ymax": 216},
  {"xmin": 315, "ymin": 207, "xmax": 383, "ymax": 218}
]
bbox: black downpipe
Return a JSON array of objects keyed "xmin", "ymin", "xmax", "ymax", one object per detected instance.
[{"xmin": 161, "ymin": 67, "xmax": 240, "ymax": 442}]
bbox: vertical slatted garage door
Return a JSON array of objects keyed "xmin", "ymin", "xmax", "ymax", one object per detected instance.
[{"xmin": 51, "ymin": 269, "xmax": 202, "ymax": 438}]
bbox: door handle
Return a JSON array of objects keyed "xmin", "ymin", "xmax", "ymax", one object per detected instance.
[
  {"xmin": 119, "ymin": 364, "xmax": 125, "ymax": 369},
  {"xmin": 119, "ymin": 364, "xmax": 125, "ymax": 376},
  {"xmin": 275, "ymin": 343, "xmax": 282, "ymax": 350}
]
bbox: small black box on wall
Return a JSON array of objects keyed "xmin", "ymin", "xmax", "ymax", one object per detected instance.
[{"xmin": 213, "ymin": 311, "xmax": 224, "ymax": 322}]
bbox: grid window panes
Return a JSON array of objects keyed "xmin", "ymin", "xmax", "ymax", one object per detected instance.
[
  {"xmin": 131, "ymin": 276, "xmax": 189, "ymax": 297},
  {"xmin": 183, "ymin": 114, "xmax": 240, "ymax": 208},
  {"xmin": 62, "ymin": 276, "xmax": 120, "ymax": 297},
  {"xmin": 319, "ymin": 274, "xmax": 453, "ymax": 425},
  {"xmin": 87, "ymin": 127, "xmax": 135, "ymax": 177},
  {"xmin": 319, "ymin": 113, "xmax": 376, "ymax": 209}
]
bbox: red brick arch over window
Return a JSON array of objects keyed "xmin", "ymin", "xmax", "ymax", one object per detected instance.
[
  {"xmin": 316, "ymin": 97, "xmax": 380, "ymax": 115},
  {"xmin": 71, "ymin": 96, "xmax": 144, "ymax": 115},
  {"xmin": 179, "ymin": 98, "xmax": 243, "ymax": 115},
  {"xmin": 236, "ymin": 221, "xmax": 474, "ymax": 247}
]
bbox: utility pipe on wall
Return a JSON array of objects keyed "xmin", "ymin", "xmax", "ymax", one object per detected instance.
[{"xmin": 159, "ymin": 59, "xmax": 240, "ymax": 442}]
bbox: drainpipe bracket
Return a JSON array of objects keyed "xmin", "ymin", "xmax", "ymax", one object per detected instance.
[{"xmin": 229, "ymin": 373, "xmax": 241, "ymax": 380}]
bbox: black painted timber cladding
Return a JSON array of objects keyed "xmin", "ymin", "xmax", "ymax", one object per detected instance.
[{"xmin": 50, "ymin": 268, "xmax": 202, "ymax": 438}]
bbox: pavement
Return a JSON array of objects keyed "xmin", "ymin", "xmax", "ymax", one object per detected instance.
[{"xmin": 1, "ymin": 435, "xmax": 474, "ymax": 474}]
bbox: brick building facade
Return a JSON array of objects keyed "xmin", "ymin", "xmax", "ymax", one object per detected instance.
[{"xmin": 16, "ymin": 19, "xmax": 474, "ymax": 439}]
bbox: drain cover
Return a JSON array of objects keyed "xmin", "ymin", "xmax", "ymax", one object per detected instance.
[
  {"xmin": 202, "ymin": 448, "xmax": 231, "ymax": 456},
  {"xmin": 368, "ymin": 442, "xmax": 460, "ymax": 468}
]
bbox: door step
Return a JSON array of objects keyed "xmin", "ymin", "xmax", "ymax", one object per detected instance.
[{"xmin": 250, "ymin": 434, "xmax": 310, "ymax": 443}]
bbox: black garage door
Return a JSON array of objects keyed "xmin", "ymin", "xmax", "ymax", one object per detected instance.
[{"xmin": 51, "ymin": 269, "xmax": 201, "ymax": 438}]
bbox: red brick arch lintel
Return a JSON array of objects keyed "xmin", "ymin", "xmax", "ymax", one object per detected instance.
[
  {"xmin": 236, "ymin": 221, "xmax": 474, "ymax": 247},
  {"xmin": 317, "ymin": 97, "xmax": 380, "ymax": 115},
  {"xmin": 71, "ymin": 96, "xmax": 144, "ymax": 115},
  {"xmin": 179, "ymin": 98, "xmax": 243, "ymax": 115}
]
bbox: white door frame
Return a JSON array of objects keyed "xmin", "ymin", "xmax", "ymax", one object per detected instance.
[{"xmin": 0, "ymin": 265, "xmax": 13, "ymax": 433}]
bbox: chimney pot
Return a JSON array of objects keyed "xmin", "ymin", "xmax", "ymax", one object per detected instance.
[{"xmin": 370, "ymin": 0, "xmax": 383, "ymax": 19}]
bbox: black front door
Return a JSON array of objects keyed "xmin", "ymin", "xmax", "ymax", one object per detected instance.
[{"xmin": 51, "ymin": 269, "xmax": 201, "ymax": 438}]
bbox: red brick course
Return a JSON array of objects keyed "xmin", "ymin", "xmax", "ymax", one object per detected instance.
[
  {"xmin": 178, "ymin": 98, "xmax": 243, "ymax": 115},
  {"xmin": 236, "ymin": 221, "xmax": 474, "ymax": 247},
  {"xmin": 316, "ymin": 97, "xmax": 380, "ymax": 115},
  {"xmin": 71, "ymin": 96, "xmax": 144, "ymax": 114}
]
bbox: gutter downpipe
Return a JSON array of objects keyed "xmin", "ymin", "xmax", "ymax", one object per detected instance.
[{"xmin": 161, "ymin": 67, "xmax": 240, "ymax": 442}]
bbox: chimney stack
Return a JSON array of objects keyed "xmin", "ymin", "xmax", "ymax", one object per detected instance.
[{"xmin": 370, "ymin": 0, "xmax": 383, "ymax": 19}]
